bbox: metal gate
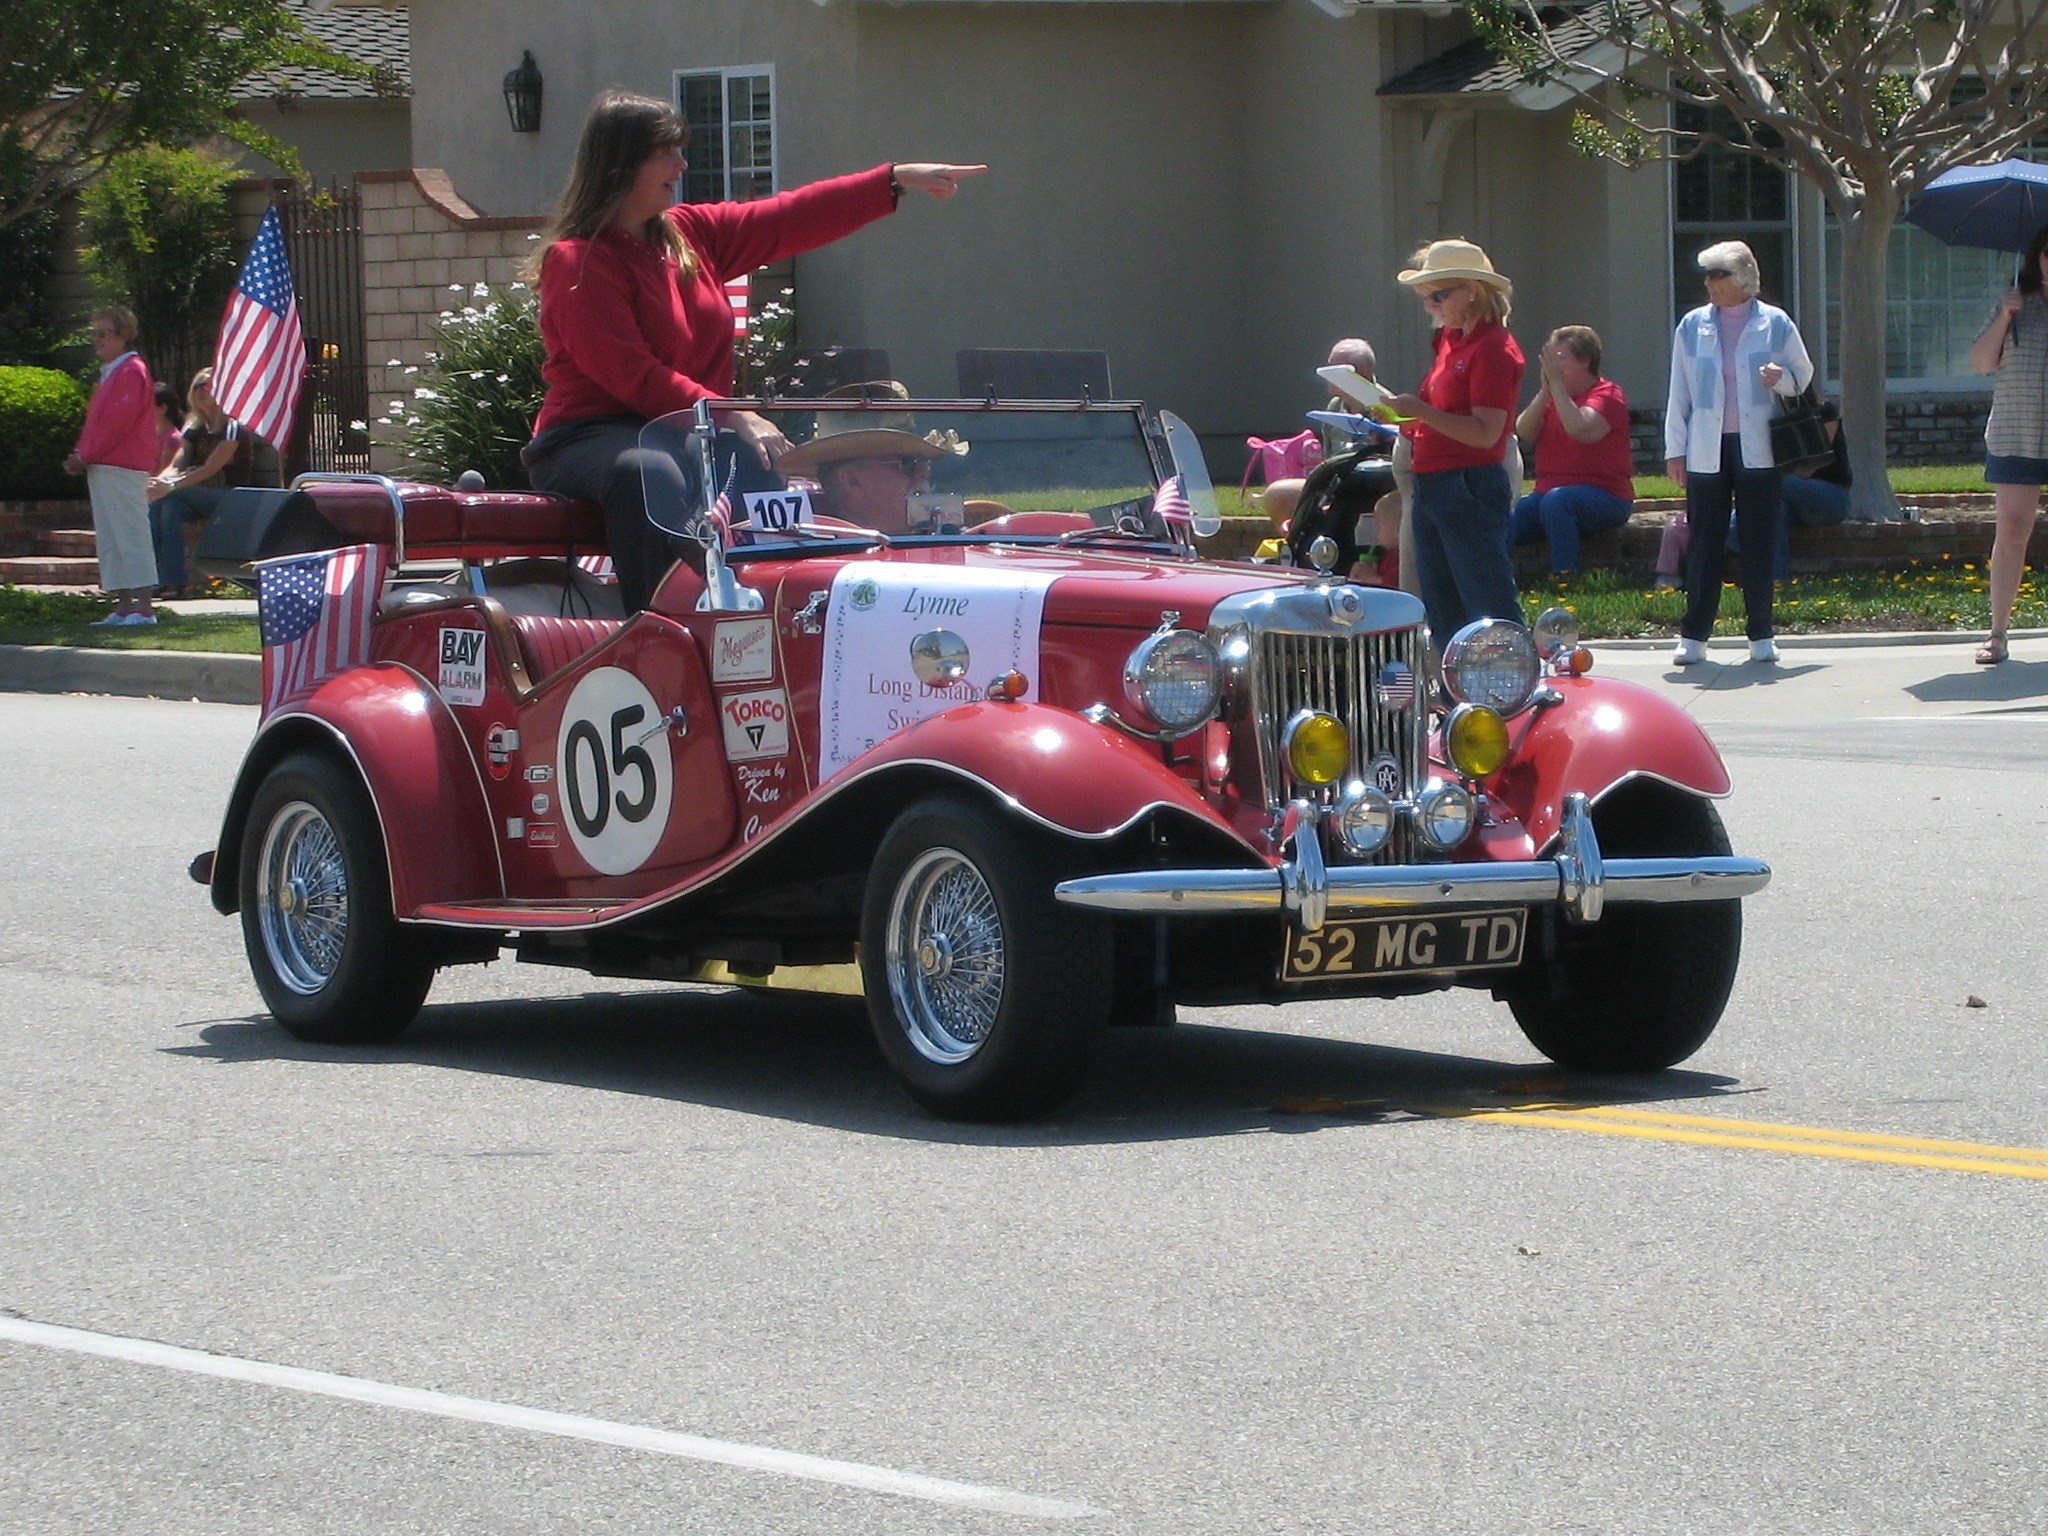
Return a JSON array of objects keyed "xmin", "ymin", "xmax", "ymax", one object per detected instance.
[{"xmin": 275, "ymin": 182, "xmax": 370, "ymax": 479}]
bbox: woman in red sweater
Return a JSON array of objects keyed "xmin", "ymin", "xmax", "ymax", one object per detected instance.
[
  {"xmin": 522, "ymin": 89, "xmax": 984, "ymax": 610},
  {"xmin": 63, "ymin": 307, "xmax": 162, "ymax": 626}
]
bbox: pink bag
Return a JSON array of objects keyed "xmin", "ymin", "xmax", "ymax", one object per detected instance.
[{"xmin": 1241, "ymin": 429, "xmax": 1323, "ymax": 491}]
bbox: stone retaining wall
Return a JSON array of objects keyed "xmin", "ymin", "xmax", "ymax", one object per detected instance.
[
  {"xmin": 0, "ymin": 501, "xmax": 89, "ymax": 557},
  {"xmin": 1625, "ymin": 393, "xmax": 1993, "ymax": 471}
]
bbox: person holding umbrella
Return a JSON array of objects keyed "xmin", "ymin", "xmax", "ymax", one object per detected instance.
[{"xmin": 1967, "ymin": 220, "xmax": 2048, "ymax": 664}]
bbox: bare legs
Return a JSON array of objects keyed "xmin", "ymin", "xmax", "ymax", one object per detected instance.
[{"xmin": 1982, "ymin": 482, "xmax": 2041, "ymax": 662}]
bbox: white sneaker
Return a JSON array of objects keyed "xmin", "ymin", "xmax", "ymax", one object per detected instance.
[
  {"xmin": 1671, "ymin": 637, "xmax": 1706, "ymax": 665},
  {"xmin": 1749, "ymin": 637, "xmax": 1779, "ymax": 663}
]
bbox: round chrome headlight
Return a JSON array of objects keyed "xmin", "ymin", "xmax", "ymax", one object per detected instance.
[
  {"xmin": 1414, "ymin": 778, "xmax": 1476, "ymax": 851},
  {"xmin": 1531, "ymin": 605, "xmax": 1581, "ymax": 661},
  {"xmin": 1334, "ymin": 781, "xmax": 1395, "ymax": 856},
  {"xmin": 1123, "ymin": 629, "xmax": 1221, "ymax": 736},
  {"xmin": 1442, "ymin": 618, "xmax": 1540, "ymax": 716}
]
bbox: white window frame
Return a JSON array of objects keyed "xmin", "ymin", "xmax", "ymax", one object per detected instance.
[
  {"xmin": 1664, "ymin": 103, "xmax": 1800, "ymax": 334},
  {"xmin": 672, "ymin": 64, "xmax": 779, "ymax": 204}
]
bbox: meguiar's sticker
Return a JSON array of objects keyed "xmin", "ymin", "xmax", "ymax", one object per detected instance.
[
  {"xmin": 437, "ymin": 626, "xmax": 486, "ymax": 706},
  {"xmin": 712, "ymin": 617, "xmax": 776, "ymax": 683},
  {"xmin": 720, "ymin": 688, "xmax": 790, "ymax": 762},
  {"xmin": 555, "ymin": 667, "xmax": 673, "ymax": 876}
]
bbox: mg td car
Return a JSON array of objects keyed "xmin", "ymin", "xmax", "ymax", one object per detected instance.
[{"xmin": 194, "ymin": 395, "xmax": 1769, "ymax": 1121}]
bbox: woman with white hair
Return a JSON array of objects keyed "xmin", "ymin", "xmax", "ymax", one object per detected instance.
[{"xmin": 1664, "ymin": 239, "xmax": 1813, "ymax": 664}]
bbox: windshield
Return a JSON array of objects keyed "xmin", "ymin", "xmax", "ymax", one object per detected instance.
[{"xmin": 638, "ymin": 400, "xmax": 1177, "ymax": 552}]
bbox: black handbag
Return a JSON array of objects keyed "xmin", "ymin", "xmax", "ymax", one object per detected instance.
[{"xmin": 1770, "ymin": 385, "xmax": 1835, "ymax": 478}]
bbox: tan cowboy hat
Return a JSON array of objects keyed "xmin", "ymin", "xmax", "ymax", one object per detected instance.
[
  {"xmin": 1396, "ymin": 238, "xmax": 1513, "ymax": 296},
  {"xmin": 775, "ymin": 380, "xmax": 969, "ymax": 478}
]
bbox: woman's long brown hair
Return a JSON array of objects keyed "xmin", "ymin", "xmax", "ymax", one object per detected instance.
[{"xmin": 525, "ymin": 89, "xmax": 696, "ymax": 283}]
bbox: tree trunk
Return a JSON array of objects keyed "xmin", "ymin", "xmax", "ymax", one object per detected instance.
[{"xmin": 1834, "ymin": 196, "xmax": 1904, "ymax": 521}]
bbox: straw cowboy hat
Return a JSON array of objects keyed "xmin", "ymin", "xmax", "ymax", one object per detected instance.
[
  {"xmin": 775, "ymin": 380, "xmax": 969, "ymax": 478},
  {"xmin": 1396, "ymin": 238, "xmax": 1513, "ymax": 296}
]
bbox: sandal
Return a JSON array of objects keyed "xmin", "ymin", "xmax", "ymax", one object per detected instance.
[{"xmin": 1975, "ymin": 635, "xmax": 2008, "ymax": 665}]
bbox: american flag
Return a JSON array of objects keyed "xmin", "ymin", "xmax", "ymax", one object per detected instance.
[
  {"xmin": 708, "ymin": 458, "xmax": 743, "ymax": 544},
  {"xmin": 257, "ymin": 544, "xmax": 385, "ymax": 714},
  {"xmin": 1151, "ymin": 474, "xmax": 1193, "ymax": 525},
  {"xmin": 574, "ymin": 553, "xmax": 617, "ymax": 583},
  {"xmin": 724, "ymin": 275, "xmax": 750, "ymax": 339},
  {"xmin": 212, "ymin": 205, "xmax": 306, "ymax": 450}
]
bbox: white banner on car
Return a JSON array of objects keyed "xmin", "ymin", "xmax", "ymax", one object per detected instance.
[{"xmin": 819, "ymin": 561, "xmax": 1058, "ymax": 783}]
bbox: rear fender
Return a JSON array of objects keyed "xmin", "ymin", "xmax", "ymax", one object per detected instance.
[
  {"xmin": 210, "ymin": 664, "xmax": 501, "ymax": 916},
  {"xmin": 843, "ymin": 701, "xmax": 1242, "ymax": 844},
  {"xmin": 1491, "ymin": 676, "xmax": 1732, "ymax": 853}
]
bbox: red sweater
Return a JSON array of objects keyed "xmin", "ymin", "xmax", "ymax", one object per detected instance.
[
  {"xmin": 76, "ymin": 353, "xmax": 159, "ymax": 471},
  {"xmin": 533, "ymin": 166, "xmax": 898, "ymax": 435},
  {"xmin": 1407, "ymin": 319, "xmax": 1525, "ymax": 475}
]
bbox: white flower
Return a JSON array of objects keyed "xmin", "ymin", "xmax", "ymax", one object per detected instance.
[
  {"xmin": 449, "ymin": 283, "xmax": 465, "ymax": 292},
  {"xmin": 414, "ymin": 386, "xmax": 439, "ymax": 400},
  {"xmin": 472, "ymin": 282, "xmax": 489, "ymax": 299},
  {"xmin": 404, "ymin": 366, "xmax": 418, "ymax": 374},
  {"xmin": 495, "ymin": 374, "xmax": 509, "ymax": 383},
  {"xmin": 348, "ymin": 420, "xmax": 366, "ymax": 431},
  {"xmin": 509, "ymin": 282, "xmax": 528, "ymax": 291},
  {"xmin": 386, "ymin": 357, "xmax": 402, "ymax": 366},
  {"xmin": 387, "ymin": 402, "xmax": 404, "ymax": 414}
]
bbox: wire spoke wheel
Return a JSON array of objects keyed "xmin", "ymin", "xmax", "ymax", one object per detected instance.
[
  {"xmin": 886, "ymin": 846, "xmax": 1007, "ymax": 1063},
  {"xmin": 256, "ymin": 802, "xmax": 351, "ymax": 994}
]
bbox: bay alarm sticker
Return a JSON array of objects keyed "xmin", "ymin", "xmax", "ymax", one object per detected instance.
[
  {"xmin": 720, "ymin": 688, "xmax": 790, "ymax": 762},
  {"xmin": 712, "ymin": 616, "xmax": 776, "ymax": 683},
  {"xmin": 437, "ymin": 625, "xmax": 486, "ymax": 706},
  {"xmin": 555, "ymin": 666, "xmax": 674, "ymax": 876}
]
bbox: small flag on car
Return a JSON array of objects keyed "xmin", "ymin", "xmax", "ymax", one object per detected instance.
[
  {"xmin": 211, "ymin": 205, "xmax": 306, "ymax": 452},
  {"xmin": 256, "ymin": 544, "xmax": 386, "ymax": 714},
  {"xmin": 1151, "ymin": 474, "xmax": 1193, "ymax": 525},
  {"xmin": 708, "ymin": 459, "xmax": 743, "ymax": 544},
  {"xmin": 724, "ymin": 275, "xmax": 750, "ymax": 339},
  {"xmin": 573, "ymin": 554, "xmax": 616, "ymax": 583}
]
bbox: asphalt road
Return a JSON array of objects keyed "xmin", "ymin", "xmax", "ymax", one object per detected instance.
[{"xmin": 4, "ymin": 678, "xmax": 2047, "ymax": 1535}]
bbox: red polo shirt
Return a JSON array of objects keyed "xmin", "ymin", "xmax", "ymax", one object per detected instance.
[
  {"xmin": 1531, "ymin": 376, "xmax": 1636, "ymax": 502},
  {"xmin": 1407, "ymin": 318, "xmax": 1524, "ymax": 474},
  {"xmin": 534, "ymin": 165, "xmax": 897, "ymax": 435}
]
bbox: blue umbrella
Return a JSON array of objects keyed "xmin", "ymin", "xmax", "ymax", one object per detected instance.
[{"xmin": 1904, "ymin": 157, "xmax": 2048, "ymax": 253}]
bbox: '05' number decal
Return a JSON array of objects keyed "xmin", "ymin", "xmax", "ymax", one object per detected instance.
[{"xmin": 555, "ymin": 667, "xmax": 673, "ymax": 875}]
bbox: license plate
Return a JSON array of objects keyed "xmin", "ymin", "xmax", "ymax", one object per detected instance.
[{"xmin": 1282, "ymin": 907, "xmax": 1528, "ymax": 982}]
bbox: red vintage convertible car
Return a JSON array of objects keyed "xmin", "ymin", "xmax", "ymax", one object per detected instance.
[{"xmin": 193, "ymin": 396, "xmax": 1768, "ymax": 1119}]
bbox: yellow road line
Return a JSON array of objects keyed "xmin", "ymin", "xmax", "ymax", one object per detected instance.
[{"xmin": 1414, "ymin": 1103, "xmax": 2048, "ymax": 1181}]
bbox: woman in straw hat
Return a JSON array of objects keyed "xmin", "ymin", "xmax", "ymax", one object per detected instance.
[
  {"xmin": 1385, "ymin": 238, "xmax": 1526, "ymax": 650},
  {"xmin": 521, "ymin": 88, "xmax": 984, "ymax": 610}
]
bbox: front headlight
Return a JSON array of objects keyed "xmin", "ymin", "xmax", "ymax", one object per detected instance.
[
  {"xmin": 1123, "ymin": 629, "xmax": 1221, "ymax": 736},
  {"xmin": 1334, "ymin": 781, "xmax": 1395, "ymax": 855},
  {"xmin": 1284, "ymin": 709, "xmax": 1349, "ymax": 786},
  {"xmin": 1443, "ymin": 702, "xmax": 1510, "ymax": 779},
  {"xmin": 1442, "ymin": 618, "xmax": 1540, "ymax": 716},
  {"xmin": 1414, "ymin": 778, "xmax": 1476, "ymax": 851}
]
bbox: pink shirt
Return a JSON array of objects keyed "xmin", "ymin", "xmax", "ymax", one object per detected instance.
[
  {"xmin": 75, "ymin": 353, "xmax": 159, "ymax": 471},
  {"xmin": 1716, "ymin": 301, "xmax": 1752, "ymax": 436}
]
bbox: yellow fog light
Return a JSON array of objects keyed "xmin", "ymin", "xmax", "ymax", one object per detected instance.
[
  {"xmin": 1444, "ymin": 703, "xmax": 1510, "ymax": 780},
  {"xmin": 1284, "ymin": 709, "xmax": 1349, "ymax": 786}
]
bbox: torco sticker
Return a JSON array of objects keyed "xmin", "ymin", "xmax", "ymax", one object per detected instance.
[
  {"xmin": 720, "ymin": 687, "xmax": 790, "ymax": 762},
  {"xmin": 437, "ymin": 626, "xmax": 486, "ymax": 706},
  {"xmin": 555, "ymin": 667, "xmax": 674, "ymax": 876},
  {"xmin": 712, "ymin": 617, "xmax": 776, "ymax": 683}
]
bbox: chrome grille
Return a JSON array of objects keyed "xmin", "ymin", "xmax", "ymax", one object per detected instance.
[{"xmin": 1251, "ymin": 627, "xmax": 1428, "ymax": 862}]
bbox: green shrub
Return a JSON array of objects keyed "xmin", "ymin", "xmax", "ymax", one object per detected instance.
[
  {"xmin": 0, "ymin": 366, "xmax": 89, "ymax": 500},
  {"xmin": 381, "ymin": 283, "xmax": 545, "ymax": 488},
  {"xmin": 0, "ymin": 138, "xmax": 65, "ymax": 366}
]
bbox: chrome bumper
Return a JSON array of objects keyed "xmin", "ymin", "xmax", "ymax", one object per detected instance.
[{"xmin": 1052, "ymin": 792, "xmax": 1770, "ymax": 931}]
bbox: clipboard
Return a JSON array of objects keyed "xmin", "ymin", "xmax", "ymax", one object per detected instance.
[{"xmin": 1316, "ymin": 364, "xmax": 1412, "ymax": 422}]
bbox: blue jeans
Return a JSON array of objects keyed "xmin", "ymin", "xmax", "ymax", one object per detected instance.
[
  {"xmin": 1509, "ymin": 484, "xmax": 1633, "ymax": 573},
  {"xmin": 148, "ymin": 483, "xmax": 227, "ymax": 589},
  {"xmin": 1411, "ymin": 462, "xmax": 1520, "ymax": 651},
  {"xmin": 1681, "ymin": 434, "xmax": 1780, "ymax": 642}
]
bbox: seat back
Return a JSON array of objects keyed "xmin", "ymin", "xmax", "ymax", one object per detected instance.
[{"xmin": 510, "ymin": 616, "xmax": 626, "ymax": 685}]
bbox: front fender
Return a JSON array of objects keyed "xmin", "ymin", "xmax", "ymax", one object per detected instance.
[
  {"xmin": 1490, "ymin": 675, "xmax": 1733, "ymax": 854},
  {"xmin": 844, "ymin": 700, "xmax": 1240, "ymax": 843},
  {"xmin": 210, "ymin": 664, "xmax": 501, "ymax": 916}
]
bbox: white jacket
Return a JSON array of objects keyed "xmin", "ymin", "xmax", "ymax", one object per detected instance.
[{"xmin": 1664, "ymin": 300, "xmax": 1814, "ymax": 473}]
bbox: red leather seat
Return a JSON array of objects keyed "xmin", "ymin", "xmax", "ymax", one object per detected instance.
[
  {"xmin": 304, "ymin": 482, "xmax": 607, "ymax": 560},
  {"xmin": 510, "ymin": 616, "xmax": 625, "ymax": 684}
]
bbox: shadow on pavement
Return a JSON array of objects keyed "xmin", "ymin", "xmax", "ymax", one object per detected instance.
[
  {"xmin": 1658, "ymin": 661, "xmax": 1826, "ymax": 688},
  {"xmin": 166, "ymin": 986, "xmax": 1750, "ymax": 1147},
  {"xmin": 1905, "ymin": 658, "xmax": 2048, "ymax": 704}
]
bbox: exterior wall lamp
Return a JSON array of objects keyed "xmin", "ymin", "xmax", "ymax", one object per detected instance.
[{"xmin": 503, "ymin": 52, "xmax": 543, "ymax": 133}]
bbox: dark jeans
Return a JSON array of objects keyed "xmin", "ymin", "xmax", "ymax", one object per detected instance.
[
  {"xmin": 1508, "ymin": 483, "xmax": 1634, "ymax": 574},
  {"xmin": 1681, "ymin": 433, "xmax": 1780, "ymax": 642},
  {"xmin": 148, "ymin": 483, "xmax": 226, "ymax": 589},
  {"xmin": 1411, "ymin": 462, "xmax": 1520, "ymax": 651},
  {"xmin": 522, "ymin": 419, "xmax": 777, "ymax": 613}
]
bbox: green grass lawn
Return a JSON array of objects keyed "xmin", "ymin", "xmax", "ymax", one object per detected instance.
[{"xmin": 0, "ymin": 587, "xmax": 260, "ymax": 653}]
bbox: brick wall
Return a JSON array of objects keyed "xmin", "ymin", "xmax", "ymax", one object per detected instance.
[
  {"xmin": 0, "ymin": 501, "xmax": 89, "ymax": 556},
  {"xmin": 1626, "ymin": 392, "xmax": 1994, "ymax": 472},
  {"xmin": 358, "ymin": 170, "xmax": 546, "ymax": 474}
]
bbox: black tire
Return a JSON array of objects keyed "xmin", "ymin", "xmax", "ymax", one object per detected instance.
[
  {"xmin": 239, "ymin": 751, "xmax": 434, "ymax": 1044},
  {"xmin": 1500, "ymin": 788, "xmax": 1742, "ymax": 1072},
  {"xmin": 860, "ymin": 796, "xmax": 1112, "ymax": 1121}
]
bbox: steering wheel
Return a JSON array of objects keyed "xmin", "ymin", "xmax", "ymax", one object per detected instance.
[{"xmin": 1285, "ymin": 451, "xmax": 1396, "ymax": 572}]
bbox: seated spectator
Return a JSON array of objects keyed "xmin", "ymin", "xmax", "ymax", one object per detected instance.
[
  {"xmin": 1509, "ymin": 325, "xmax": 1635, "ymax": 575},
  {"xmin": 1654, "ymin": 401, "xmax": 1851, "ymax": 587},
  {"xmin": 148, "ymin": 368, "xmax": 254, "ymax": 596}
]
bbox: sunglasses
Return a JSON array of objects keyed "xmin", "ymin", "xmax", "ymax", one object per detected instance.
[
  {"xmin": 1420, "ymin": 286, "xmax": 1464, "ymax": 305},
  {"xmin": 1702, "ymin": 268, "xmax": 1735, "ymax": 280}
]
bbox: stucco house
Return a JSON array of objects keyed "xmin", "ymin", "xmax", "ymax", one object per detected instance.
[{"xmin": 342, "ymin": 0, "xmax": 2004, "ymax": 462}]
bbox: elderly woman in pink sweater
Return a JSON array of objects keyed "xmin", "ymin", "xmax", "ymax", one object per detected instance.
[{"xmin": 63, "ymin": 307, "xmax": 161, "ymax": 625}]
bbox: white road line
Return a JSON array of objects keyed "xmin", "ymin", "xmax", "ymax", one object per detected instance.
[{"xmin": 0, "ymin": 1316, "xmax": 1100, "ymax": 1521}]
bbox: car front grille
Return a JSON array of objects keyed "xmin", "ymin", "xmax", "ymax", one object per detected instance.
[{"xmin": 1251, "ymin": 627, "xmax": 1429, "ymax": 862}]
